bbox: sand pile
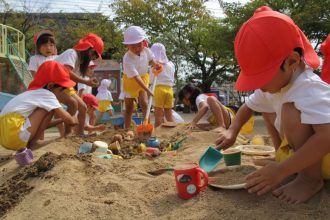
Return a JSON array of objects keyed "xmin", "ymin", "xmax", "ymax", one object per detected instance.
[{"xmin": 1, "ymin": 124, "xmax": 330, "ymax": 219}]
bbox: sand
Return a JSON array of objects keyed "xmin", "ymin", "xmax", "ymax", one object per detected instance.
[{"xmin": 1, "ymin": 121, "xmax": 330, "ymax": 219}]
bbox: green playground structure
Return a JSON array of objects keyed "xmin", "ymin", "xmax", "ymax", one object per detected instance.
[{"xmin": 0, "ymin": 23, "xmax": 33, "ymax": 110}]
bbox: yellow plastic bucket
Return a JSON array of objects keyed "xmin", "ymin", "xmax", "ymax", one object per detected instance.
[{"xmin": 240, "ymin": 116, "xmax": 254, "ymax": 134}]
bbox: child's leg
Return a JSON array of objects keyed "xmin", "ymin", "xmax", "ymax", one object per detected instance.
[
  {"xmin": 272, "ymin": 102, "xmax": 323, "ymax": 204},
  {"xmin": 138, "ymin": 91, "xmax": 148, "ymax": 119},
  {"xmin": 56, "ymin": 92, "xmax": 78, "ymax": 136},
  {"xmin": 89, "ymin": 110, "xmax": 96, "ymax": 126},
  {"xmin": 154, "ymin": 107, "xmax": 164, "ymax": 127},
  {"xmin": 124, "ymin": 98, "xmax": 134, "ymax": 129},
  {"xmin": 164, "ymin": 108, "xmax": 173, "ymax": 122},
  {"xmin": 96, "ymin": 112, "xmax": 104, "ymax": 124},
  {"xmin": 108, "ymin": 109, "xmax": 113, "ymax": 117},
  {"xmin": 72, "ymin": 94, "xmax": 87, "ymax": 135},
  {"xmin": 207, "ymin": 96, "xmax": 230, "ymax": 128},
  {"xmin": 262, "ymin": 112, "xmax": 282, "ymax": 150},
  {"xmin": 26, "ymin": 108, "xmax": 54, "ymax": 148}
]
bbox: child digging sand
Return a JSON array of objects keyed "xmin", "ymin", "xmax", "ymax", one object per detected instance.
[
  {"xmin": 82, "ymin": 94, "xmax": 107, "ymax": 133},
  {"xmin": 122, "ymin": 26, "xmax": 160, "ymax": 129},
  {"xmin": 216, "ymin": 6, "xmax": 330, "ymax": 204},
  {"xmin": 0, "ymin": 61, "xmax": 77, "ymax": 151},
  {"xmin": 178, "ymin": 83, "xmax": 231, "ymax": 130}
]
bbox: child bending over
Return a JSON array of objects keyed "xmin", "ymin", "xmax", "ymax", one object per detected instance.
[
  {"xmin": 0, "ymin": 61, "xmax": 77, "ymax": 151},
  {"xmin": 178, "ymin": 83, "xmax": 231, "ymax": 130}
]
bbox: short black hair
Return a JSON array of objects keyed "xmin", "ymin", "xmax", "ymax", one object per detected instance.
[
  {"xmin": 36, "ymin": 34, "xmax": 55, "ymax": 51},
  {"xmin": 178, "ymin": 83, "xmax": 201, "ymax": 112}
]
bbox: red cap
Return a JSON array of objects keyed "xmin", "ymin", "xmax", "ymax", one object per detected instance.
[
  {"xmin": 321, "ymin": 34, "xmax": 330, "ymax": 84},
  {"xmin": 28, "ymin": 61, "xmax": 76, "ymax": 90},
  {"xmin": 73, "ymin": 33, "xmax": 104, "ymax": 59},
  {"xmin": 234, "ymin": 6, "xmax": 320, "ymax": 91},
  {"xmin": 82, "ymin": 94, "xmax": 99, "ymax": 109},
  {"xmin": 33, "ymin": 30, "xmax": 54, "ymax": 45}
]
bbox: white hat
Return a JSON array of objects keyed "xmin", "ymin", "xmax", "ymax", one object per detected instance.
[
  {"xmin": 151, "ymin": 43, "xmax": 168, "ymax": 63},
  {"xmin": 123, "ymin": 26, "xmax": 146, "ymax": 45}
]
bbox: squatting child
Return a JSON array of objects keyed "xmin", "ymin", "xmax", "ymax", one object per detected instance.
[
  {"xmin": 216, "ymin": 6, "xmax": 330, "ymax": 204},
  {"xmin": 0, "ymin": 61, "xmax": 77, "ymax": 151}
]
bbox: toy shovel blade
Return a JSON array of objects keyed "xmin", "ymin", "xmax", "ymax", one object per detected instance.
[{"xmin": 199, "ymin": 146, "xmax": 223, "ymax": 173}]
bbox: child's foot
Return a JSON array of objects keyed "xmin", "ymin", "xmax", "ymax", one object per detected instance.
[{"xmin": 272, "ymin": 173, "xmax": 323, "ymax": 204}]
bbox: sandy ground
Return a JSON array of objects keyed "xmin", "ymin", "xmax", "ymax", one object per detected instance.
[{"xmin": 1, "ymin": 113, "xmax": 330, "ymax": 220}]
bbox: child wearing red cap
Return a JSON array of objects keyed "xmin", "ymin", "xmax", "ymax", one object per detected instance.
[
  {"xmin": 0, "ymin": 61, "xmax": 77, "ymax": 151},
  {"xmin": 82, "ymin": 94, "xmax": 107, "ymax": 133},
  {"xmin": 55, "ymin": 33, "xmax": 104, "ymax": 136},
  {"xmin": 216, "ymin": 6, "xmax": 330, "ymax": 204},
  {"xmin": 178, "ymin": 83, "xmax": 232, "ymax": 130},
  {"xmin": 320, "ymin": 34, "xmax": 330, "ymax": 84},
  {"xmin": 122, "ymin": 26, "xmax": 161, "ymax": 129},
  {"xmin": 29, "ymin": 30, "xmax": 58, "ymax": 76}
]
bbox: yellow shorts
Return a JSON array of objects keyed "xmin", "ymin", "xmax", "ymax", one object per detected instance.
[
  {"xmin": 0, "ymin": 112, "xmax": 28, "ymax": 150},
  {"xmin": 65, "ymin": 87, "xmax": 76, "ymax": 96},
  {"xmin": 153, "ymin": 85, "xmax": 173, "ymax": 109},
  {"xmin": 276, "ymin": 138, "xmax": 330, "ymax": 179},
  {"xmin": 123, "ymin": 73, "xmax": 149, "ymax": 98},
  {"xmin": 98, "ymin": 100, "xmax": 112, "ymax": 113},
  {"xmin": 207, "ymin": 107, "xmax": 235, "ymax": 126}
]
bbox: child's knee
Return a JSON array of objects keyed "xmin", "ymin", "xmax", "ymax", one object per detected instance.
[
  {"xmin": 66, "ymin": 97, "xmax": 78, "ymax": 111},
  {"xmin": 207, "ymin": 96, "xmax": 217, "ymax": 105}
]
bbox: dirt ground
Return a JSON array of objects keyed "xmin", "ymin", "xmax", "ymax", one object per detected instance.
[{"xmin": 1, "ymin": 114, "xmax": 330, "ymax": 220}]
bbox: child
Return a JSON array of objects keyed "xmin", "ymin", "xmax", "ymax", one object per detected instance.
[
  {"xmin": 149, "ymin": 43, "xmax": 175, "ymax": 127},
  {"xmin": 215, "ymin": 6, "xmax": 330, "ymax": 204},
  {"xmin": 178, "ymin": 83, "xmax": 231, "ymax": 130},
  {"xmin": 320, "ymin": 34, "xmax": 330, "ymax": 84},
  {"xmin": 56, "ymin": 33, "xmax": 104, "ymax": 136},
  {"xmin": 28, "ymin": 30, "xmax": 58, "ymax": 76},
  {"xmin": 122, "ymin": 26, "xmax": 160, "ymax": 129},
  {"xmin": 96, "ymin": 79, "xmax": 114, "ymax": 123},
  {"xmin": 82, "ymin": 94, "xmax": 107, "ymax": 133},
  {"xmin": 0, "ymin": 61, "xmax": 77, "ymax": 151},
  {"xmin": 29, "ymin": 30, "xmax": 64, "ymax": 138},
  {"xmin": 77, "ymin": 61, "xmax": 97, "ymax": 97}
]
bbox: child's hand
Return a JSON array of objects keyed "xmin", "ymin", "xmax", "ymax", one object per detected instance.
[
  {"xmin": 215, "ymin": 129, "xmax": 237, "ymax": 150},
  {"xmin": 146, "ymin": 89, "xmax": 153, "ymax": 97},
  {"xmin": 97, "ymin": 124, "xmax": 107, "ymax": 132},
  {"xmin": 245, "ymin": 160, "xmax": 285, "ymax": 196},
  {"xmin": 186, "ymin": 122, "xmax": 197, "ymax": 130},
  {"xmin": 87, "ymin": 77, "xmax": 99, "ymax": 87}
]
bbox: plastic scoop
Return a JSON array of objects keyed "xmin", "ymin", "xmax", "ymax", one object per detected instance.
[
  {"xmin": 172, "ymin": 136, "xmax": 187, "ymax": 150},
  {"xmin": 136, "ymin": 64, "xmax": 163, "ymax": 135},
  {"xmin": 199, "ymin": 146, "xmax": 223, "ymax": 173}
]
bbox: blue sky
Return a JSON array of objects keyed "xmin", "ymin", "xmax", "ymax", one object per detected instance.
[{"xmin": 2, "ymin": 0, "xmax": 249, "ymax": 17}]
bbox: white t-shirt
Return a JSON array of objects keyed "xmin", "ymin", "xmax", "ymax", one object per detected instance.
[
  {"xmin": 150, "ymin": 61, "xmax": 175, "ymax": 87},
  {"xmin": 96, "ymin": 90, "xmax": 113, "ymax": 102},
  {"xmin": 0, "ymin": 89, "xmax": 62, "ymax": 118},
  {"xmin": 77, "ymin": 76, "xmax": 92, "ymax": 95},
  {"xmin": 56, "ymin": 49, "xmax": 80, "ymax": 73},
  {"xmin": 28, "ymin": 54, "xmax": 58, "ymax": 72},
  {"xmin": 123, "ymin": 48, "xmax": 154, "ymax": 78},
  {"xmin": 196, "ymin": 94, "xmax": 213, "ymax": 121},
  {"xmin": 246, "ymin": 68, "xmax": 330, "ymax": 133}
]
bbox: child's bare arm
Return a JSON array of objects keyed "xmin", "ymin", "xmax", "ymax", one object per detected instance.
[
  {"xmin": 186, "ymin": 103, "xmax": 208, "ymax": 129},
  {"xmin": 216, "ymin": 103, "xmax": 253, "ymax": 149},
  {"xmin": 84, "ymin": 124, "xmax": 107, "ymax": 132},
  {"xmin": 64, "ymin": 65, "xmax": 98, "ymax": 87},
  {"xmin": 134, "ymin": 75, "xmax": 153, "ymax": 96},
  {"xmin": 53, "ymin": 108, "xmax": 78, "ymax": 125},
  {"xmin": 245, "ymin": 123, "xmax": 330, "ymax": 196}
]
